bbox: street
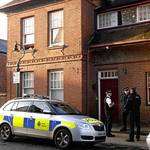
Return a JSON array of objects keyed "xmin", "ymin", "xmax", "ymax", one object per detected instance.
[{"xmin": 0, "ymin": 136, "xmax": 148, "ymax": 150}]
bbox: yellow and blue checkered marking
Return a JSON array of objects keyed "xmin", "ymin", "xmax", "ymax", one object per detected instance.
[
  {"xmin": 50, "ymin": 121, "xmax": 61, "ymax": 131},
  {"xmin": 0, "ymin": 115, "xmax": 76, "ymax": 131},
  {"xmin": 24, "ymin": 118, "xmax": 35, "ymax": 129},
  {"xmin": 4, "ymin": 116, "xmax": 13, "ymax": 124}
]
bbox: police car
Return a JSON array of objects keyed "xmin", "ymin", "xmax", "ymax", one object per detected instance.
[
  {"xmin": 147, "ymin": 133, "xmax": 150, "ymax": 150},
  {"xmin": 0, "ymin": 95, "xmax": 106, "ymax": 149}
]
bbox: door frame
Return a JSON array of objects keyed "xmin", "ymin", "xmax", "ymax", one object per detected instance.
[{"xmin": 98, "ymin": 70, "xmax": 118, "ymax": 120}]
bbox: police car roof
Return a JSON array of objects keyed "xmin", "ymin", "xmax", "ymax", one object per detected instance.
[{"xmin": 8, "ymin": 95, "xmax": 64, "ymax": 104}]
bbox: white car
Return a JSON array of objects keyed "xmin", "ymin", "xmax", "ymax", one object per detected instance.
[
  {"xmin": 0, "ymin": 95, "xmax": 106, "ymax": 149},
  {"xmin": 147, "ymin": 133, "xmax": 150, "ymax": 150}
]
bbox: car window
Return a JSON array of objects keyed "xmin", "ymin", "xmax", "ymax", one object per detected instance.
[
  {"xmin": 3, "ymin": 102, "xmax": 14, "ymax": 111},
  {"xmin": 14, "ymin": 101, "xmax": 31, "ymax": 112},
  {"xmin": 29, "ymin": 101, "xmax": 52, "ymax": 114},
  {"xmin": 11, "ymin": 102, "xmax": 18, "ymax": 111},
  {"xmin": 50, "ymin": 102, "xmax": 81, "ymax": 115}
]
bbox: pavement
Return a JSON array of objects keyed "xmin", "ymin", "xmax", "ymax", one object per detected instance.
[
  {"xmin": 0, "ymin": 125, "xmax": 149, "ymax": 150},
  {"xmin": 112, "ymin": 125, "xmax": 149, "ymax": 136},
  {"xmin": 101, "ymin": 125, "xmax": 150, "ymax": 150}
]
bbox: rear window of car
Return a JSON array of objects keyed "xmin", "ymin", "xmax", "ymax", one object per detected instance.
[
  {"xmin": 3, "ymin": 102, "xmax": 14, "ymax": 111},
  {"xmin": 14, "ymin": 101, "xmax": 31, "ymax": 112}
]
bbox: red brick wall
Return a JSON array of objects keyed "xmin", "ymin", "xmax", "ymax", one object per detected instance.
[
  {"xmin": 0, "ymin": 53, "xmax": 6, "ymax": 93},
  {"xmin": 0, "ymin": 93, "xmax": 7, "ymax": 107},
  {"xmin": 88, "ymin": 44, "xmax": 150, "ymax": 123},
  {"xmin": 93, "ymin": 61, "xmax": 150, "ymax": 124},
  {"xmin": 7, "ymin": 0, "xmax": 95, "ymax": 112}
]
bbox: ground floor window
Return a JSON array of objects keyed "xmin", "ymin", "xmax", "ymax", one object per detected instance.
[
  {"xmin": 22, "ymin": 72, "xmax": 34, "ymax": 96},
  {"xmin": 49, "ymin": 70, "xmax": 64, "ymax": 101},
  {"xmin": 146, "ymin": 72, "xmax": 150, "ymax": 105}
]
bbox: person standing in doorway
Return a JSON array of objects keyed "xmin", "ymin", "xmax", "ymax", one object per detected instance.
[
  {"xmin": 120, "ymin": 87, "xmax": 130, "ymax": 132},
  {"xmin": 104, "ymin": 90, "xmax": 115, "ymax": 137},
  {"xmin": 126, "ymin": 88, "xmax": 141, "ymax": 142}
]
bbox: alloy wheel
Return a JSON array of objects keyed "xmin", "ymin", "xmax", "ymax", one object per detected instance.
[
  {"xmin": 54, "ymin": 129, "xmax": 72, "ymax": 149},
  {"xmin": 0, "ymin": 124, "xmax": 12, "ymax": 141}
]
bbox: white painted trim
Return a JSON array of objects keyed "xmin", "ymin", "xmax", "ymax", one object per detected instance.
[{"xmin": 98, "ymin": 77, "xmax": 101, "ymax": 120}]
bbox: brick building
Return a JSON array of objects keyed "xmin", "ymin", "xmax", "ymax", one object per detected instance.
[
  {"xmin": 0, "ymin": 0, "xmax": 101, "ymax": 113},
  {"xmin": 0, "ymin": 39, "xmax": 7, "ymax": 106},
  {"xmin": 89, "ymin": 0, "xmax": 150, "ymax": 123}
]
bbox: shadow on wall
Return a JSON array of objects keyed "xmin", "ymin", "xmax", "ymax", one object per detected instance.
[{"xmin": 0, "ymin": 93, "xmax": 7, "ymax": 107}]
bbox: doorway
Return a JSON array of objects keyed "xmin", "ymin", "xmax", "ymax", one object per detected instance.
[{"xmin": 98, "ymin": 70, "xmax": 119, "ymax": 122}]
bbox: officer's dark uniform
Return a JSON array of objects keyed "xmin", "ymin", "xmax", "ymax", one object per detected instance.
[
  {"xmin": 120, "ymin": 93, "xmax": 129, "ymax": 130},
  {"xmin": 104, "ymin": 96, "xmax": 114, "ymax": 137},
  {"xmin": 125, "ymin": 92, "xmax": 141, "ymax": 141}
]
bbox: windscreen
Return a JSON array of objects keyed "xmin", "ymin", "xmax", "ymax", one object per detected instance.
[{"xmin": 49, "ymin": 102, "xmax": 81, "ymax": 115}]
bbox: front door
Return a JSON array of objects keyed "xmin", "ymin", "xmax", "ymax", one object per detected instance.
[
  {"xmin": 27, "ymin": 101, "xmax": 52, "ymax": 138},
  {"xmin": 98, "ymin": 70, "xmax": 119, "ymax": 122}
]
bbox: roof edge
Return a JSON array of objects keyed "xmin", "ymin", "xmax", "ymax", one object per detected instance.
[{"xmin": 0, "ymin": 0, "xmax": 32, "ymax": 11}]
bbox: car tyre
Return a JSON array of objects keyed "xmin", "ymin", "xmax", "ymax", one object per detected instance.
[
  {"xmin": 0, "ymin": 124, "xmax": 13, "ymax": 141},
  {"xmin": 54, "ymin": 128, "xmax": 72, "ymax": 149}
]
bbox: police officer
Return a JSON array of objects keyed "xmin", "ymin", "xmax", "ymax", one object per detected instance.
[
  {"xmin": 120, "ymin": 87, "xmax": 130, "ymax": 132},
  {"xmin": 104, "ymin": 90, "xmax": 115, "ymax": 137},
  {"xmin": 126, "ymin": 88, "xmax": 141, "ymax": 142}
]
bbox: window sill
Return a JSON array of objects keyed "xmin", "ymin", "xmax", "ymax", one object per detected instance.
[{"xmin": 48, "ymin": 45, "xmax": 65, "ymax": 50}]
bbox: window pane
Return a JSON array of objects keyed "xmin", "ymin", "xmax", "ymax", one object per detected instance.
[
  {"xmin": 49, "ymin": 10, "xmax": 63, "ymax": 45},
  {"xmin": 138, "ymin": 4, "xmax": 150, "ymax": 22},
  {"xmin": 121, "ymin": 7, "xmax": 137, "ymax": 25},
  {"xmin": 51, "ymin": 10, "xmax": 63, "ymax": 28},
  {"xmin": 24, "ymin": 34, "xmax": 34, "ymax": 45},
  {"xmin": 3, "ymin": 102, "xmax": 14, "ymax": 111},
  {"xmin": 15, "ymin": 101, "xmax": 31, "ymax": 112},
  {"xmin": 29, "ymin": 101, "xmax": 51, "ymax": 113},
  {"xmin": 22, "ymin": 72, "xmax": 34, "ymax": 96},
  {"xmin": 51, "ymin": 28, "xmax": 63, "ymax": 44},
  {"xmin": 97, "ymin": 11, "xmax": 118, "ymax": 29},
  {"xmin": 147, "ymin": 72, "xmax": 150, "ymax": 105},
  {"xmin": 51, "ymin": 89, "xmax": 63, "ymax": 101},
  {"xmin": 24, "ymin": 88, "xmax": 34, "ymax": 95},
  {"xmin": 49, "ymin": 71, "xmax": 64, "ymax": 101},
  {"xmin": 23, "ymin": 17, "xmax": 34, "ymax": 45}
]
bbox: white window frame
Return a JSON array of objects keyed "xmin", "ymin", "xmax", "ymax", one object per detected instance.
[
  {"xmin": 97, "ymin": 3, "xmax": 150, "ymax": 30},
  {"xmin": 137, "ymin": 4, "xmax": 150, "ymax": 23},
  {"xmin": 49, "ymin": 70, "xmax": 64, "ymax": 101},
  {"xmin": 22, "ymin": 72, "xmax": 34, "ymax": 96},
  {"xmin": 22, "ymin": 17, "xmax": 35, "ymax": 45},
  {"xmin": 97, "ymin": 11, "xmax": 118, "ymax": 29},
  {"xmin": 98, "ymin": 70, "xmax": 118, "ymax": 80},
  {"xmin": 49, "ymin": 10, "xmax": 64, "ymax": 47}
]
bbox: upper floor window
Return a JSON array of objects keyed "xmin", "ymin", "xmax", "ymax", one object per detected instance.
[
  {"xmin": 121, "ymin": 7, "xmax": 137, "ymax": 25},
  {"xmin": 138, "ymin": 4, "xmax": 150, "ymax": 22},
  {"xmin": 22, "ymin": 72, "xmax": 34, "ymax": 96},
  {"xmin": 22, "ymin": 17, "xmax": 34, "ymax": 45},
  {"xmin": 97, "ymin": 3, "xmax": 150, "ymax": 29},
  {"xmin": 49, "ymin": 10, "xmax": 64, "ymax": 46},
  {"xmin": 97, "ymin": 11, "xmax": 118, "ymax": 29}
]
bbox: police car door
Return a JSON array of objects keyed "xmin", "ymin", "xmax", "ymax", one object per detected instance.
[
  {"xmin": 11, "ymin": 100, "xmax": 32, "ymax": 135},
  {"xmin": 27, "ymin": 100, "xmax": 52, "ymax": 138}
]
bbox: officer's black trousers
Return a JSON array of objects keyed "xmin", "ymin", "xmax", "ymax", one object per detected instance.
[
  {"xmin": 129, "ymin": 111, "xmax": 141, "ymax": 140},
  {"xmin": 122, "ymin": 111, "xmax": 129, "ymax": 129},
  {"xmin": 106, "ymin": 112, "xmax": 112, "ymax": 136}
]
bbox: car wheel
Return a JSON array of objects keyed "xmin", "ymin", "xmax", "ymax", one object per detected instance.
[
  {"xmin": 0, "ymin": 124, "xmax": 12, "ymax": 141},
  {"xmin": 54, "ymin": 128, "xmax": 72, "ymax": 149}
]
